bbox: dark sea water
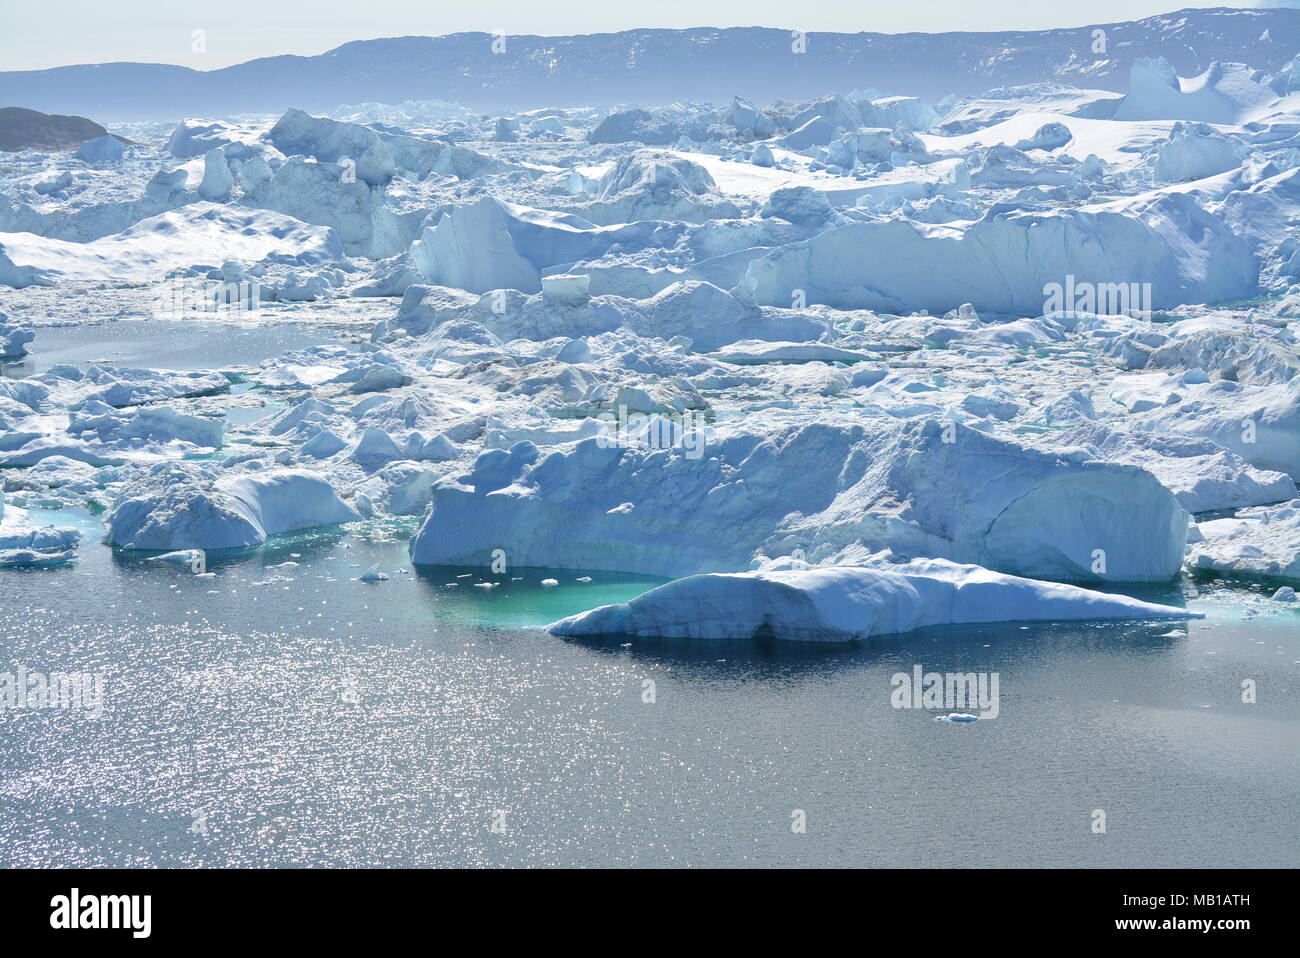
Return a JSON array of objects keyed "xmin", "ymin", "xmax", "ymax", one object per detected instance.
[{"xmin": 1, "ymin": 512, "xmax": 1296, "ymax": 868}]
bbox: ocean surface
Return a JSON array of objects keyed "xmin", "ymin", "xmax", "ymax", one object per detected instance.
[{"xmin": 3, "ymin": 511, "xmax": 1296, "ymax": 867}]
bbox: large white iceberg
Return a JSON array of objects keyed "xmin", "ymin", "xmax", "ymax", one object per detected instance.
[
  {"xmin": 410, "ymin": 420, "xmax": 1189, "ymax": 582},
  {"xmin": 1114, "ymin": 58, "xmax": 1275, "ymax": 124},
  {"xmin": 743, "ymin": 193, "xmax": 1256, "ymax": 314}
]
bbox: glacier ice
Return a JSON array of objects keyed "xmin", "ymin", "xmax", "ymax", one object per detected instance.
[
  {"xmin": 0, "ymin": 313, "xmax": 34, "ymax": 358},
  {"xmin": 743, "ymin": 193, "xmax": 1257, "ymax": 314},
  {"xmin": 0, "ymin": 202, "xmax": 344, "ymax": 286}
]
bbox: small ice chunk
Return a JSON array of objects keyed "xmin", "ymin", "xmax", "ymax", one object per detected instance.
[
  {"xmin": 148, "ymin": 548, "xmax": 205, "ymax": 564},
  {"xmin": 0, "ymin": 548, "xmax": 77, "ymax": 568}
]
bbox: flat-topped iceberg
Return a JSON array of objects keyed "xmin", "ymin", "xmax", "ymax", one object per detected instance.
[
  {"xmin": 743, "ymin": 192, "xmax": 1257, "ymax": 314},
  {"xmin": 547, "ymin": 559, "xmax": 1201, "ymax": 643}
]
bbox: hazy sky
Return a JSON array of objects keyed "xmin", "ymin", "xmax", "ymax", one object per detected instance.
[{"xmin": 0, "ymin": 0, "xmax": 1280, "ymax": 71}]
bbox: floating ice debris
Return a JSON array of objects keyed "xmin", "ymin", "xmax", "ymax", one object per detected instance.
[
  {"xmin": 541, "ymin": 578, "xmax": 559, "ymax": 587},
  {"xmin": 935, "ymin": 713, "xmax": 979, "ymax": 723},
  {"xmin": 0, "ymin": 547, "xmax": 77, "ymax": 568},
  {"xmin": 147, "ymin": 549, "xmax": 204, "ymax": 566},
  {"xmin": 358, "ymin": 564, "xmax": 389, "ymax": 582}
]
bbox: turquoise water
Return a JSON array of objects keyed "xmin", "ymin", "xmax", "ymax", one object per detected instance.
[{"xmin": 1, "ymin": 506, "xmax": 1296, "ymax": 868}]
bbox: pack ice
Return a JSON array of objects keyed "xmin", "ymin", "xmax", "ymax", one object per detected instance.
[{"xmin": 2, "ymin": 16, "xmax": 1298, "ymax": 640}]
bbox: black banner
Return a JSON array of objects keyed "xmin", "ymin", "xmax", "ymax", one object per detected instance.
[{"xmin": 0, "ymin": 868, "xmax": 1285, "ymax": 944}]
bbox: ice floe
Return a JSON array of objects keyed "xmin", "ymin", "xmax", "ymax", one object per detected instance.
[{"xmin": 548, "ymin": 559, "xmax": 1201, "ymax": 643}]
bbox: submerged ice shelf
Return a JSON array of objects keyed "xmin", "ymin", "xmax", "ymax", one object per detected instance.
[{"xmin": 2, "ymin": 26, "xmax": 1300, "ymax": 644}]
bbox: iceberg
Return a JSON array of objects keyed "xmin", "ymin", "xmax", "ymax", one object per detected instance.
[
  {"xmin": 0, "ymin": 203, "xmax": 344, "ymax": 288},
  {"xmin": 0, "ymin": 314, "xmax": 34, "ymax": 358},
  {"xmin": 743, "ymin": 193, "xmax": 1257, "ymax": 314},
  {"xmin": 107, "ymin": 465, "xmax": 360, "ymax": 551},
  {"xmin": 74, "ymin": 134, "xmax": 126, "ymax": 164},
  {"xmin": 1129, "ymin": 380, "xmax": 1300, "ymax": 480},
  {"xmin": 410, "ymin": 420, "xmax": 1189, "ymax": 582},
  {"xmin": 0, "ymin": 490, "xmax": 81, "ymax": 556},
  {"xmin": 548, "ymin": 559, "xmax": 1201, "ymax": 643},
  {"xmin": 1113, "ymin": 58, "xmax": 1275, "ymax": 124}
]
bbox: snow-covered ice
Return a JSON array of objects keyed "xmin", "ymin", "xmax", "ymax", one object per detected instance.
[{"xmin": 409, "ymin": 420, "xmax": 1190, "ymax": 582}]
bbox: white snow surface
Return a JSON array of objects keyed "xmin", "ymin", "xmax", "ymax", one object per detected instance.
[{"xmin": 1188, "ymin": 500, "xmax": 1300, "ymax": 582}]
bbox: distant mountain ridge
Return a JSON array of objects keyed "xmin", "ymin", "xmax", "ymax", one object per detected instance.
[{"xmin": 1, "ymin": 7, "xmax": 1297, "ymax": 121}]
